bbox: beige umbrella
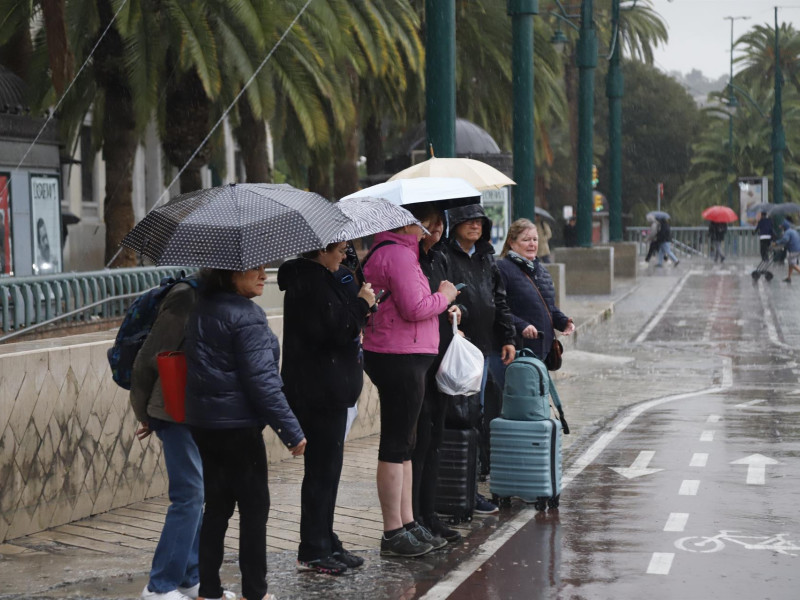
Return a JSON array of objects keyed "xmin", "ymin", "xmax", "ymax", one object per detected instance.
[{"xmin": 388, "ymin": 157, "xmax": 515, "ymax": 191}]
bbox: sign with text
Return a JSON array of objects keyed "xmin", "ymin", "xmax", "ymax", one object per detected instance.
[
  {"xmin": 481, "ymin": 187, "xmax": 510, "ymax": 253},
  {"xmin": 0, "ymin": 174, "xmax": 12, "ymax": 275},
  {"xmin": 30, "ymin": 175, "xmax": 62, "ymax": 274}
]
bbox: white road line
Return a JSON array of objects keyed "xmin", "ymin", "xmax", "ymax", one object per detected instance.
[
  {"xmin": 700, "ymin": 430, "xmax": 715, "ymax": 442},
  {"xmin": 635, "ymin": 270, "xmax": 694, "ymax": 343},
  {"xmin": 690, "ymin": 453, "xmax": 709, "ymax": 467},
  {"xmin": 664, "ymin": 513, "xmax": 689, "ymax": 532},
  {"xmin": 735, "ymin": 398, "xmax": 767, "ymax": 408},
  {"xmin": 419, "ymin": 383, "xmax": 731, "ymax": 600},
  {"xmin": 758, "ymin": 278, "xmax": 793, "ymax": 350},
  {"xmin": 706, "ymin": 414, "xmax": 721, "ymax": 423},
  {"xmin": 646, "ymin": 552, "xmax": 675, "ymax": 575},
  {"xmin": 702, "ymin": 278, "xmax": 724, "ymax": 342},
  {"xmin": 679, "ymin": 480, "xmax": 700, "ymax": 496}
]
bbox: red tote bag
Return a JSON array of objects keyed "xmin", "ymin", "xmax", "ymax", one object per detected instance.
[{"xmin": 157, "ymin": 351, "xmax": 187, "ymax": 423}]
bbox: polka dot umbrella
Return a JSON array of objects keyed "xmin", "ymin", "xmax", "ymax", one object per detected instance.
[{"xmin": 121, "ymin": 183, "xmax": 351, "ymax": 270}]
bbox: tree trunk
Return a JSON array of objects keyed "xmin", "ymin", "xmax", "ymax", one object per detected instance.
[
  {"xmin": 308, "ymin": 155, "xmax": 332, "ymax": 200},
  {"xmin": 364, "ymin": 115, "xmax": 384, "ymax": 177},
  {"xmin": 0, "ymin": 29, "xmax": 32, "ymax": 81},
  {"xmin": 40, "ymin": 0, "xmax": 74, "ymax": 96},
  {"xmin": 235, "ymin": 96, "xmax": 272, "ymax": 183},
  {"xmin": 163, "ymin": 71, "xmax": 212, "ymax": 194},
  {"xmin": 333, "ymin": 126, "xmax": 360, "ymax": 199}
]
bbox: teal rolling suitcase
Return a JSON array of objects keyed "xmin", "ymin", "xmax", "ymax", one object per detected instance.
[{"xmin": 489, "ymin": 417, "xmax": 562, "ymax": 511}]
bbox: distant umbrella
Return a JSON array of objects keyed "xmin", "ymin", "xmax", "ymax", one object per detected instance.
[
  {"xmin": 646, "ymin": 210, "xmax": 670, "ymax": 221},
  {"xmin": 701, "ymin": 205, "xmax": 738, "ymax": 223},
  {"xmin": 121, "ymin": 183, "xmax": 350, "ymax": 270},
  {"xmin": 767, "ymin": 203, "xmax": 800, "ymax": 218},
  {"xmin": 534, "ymin": 206, "xmax": 556, "ymax": 224},
  {"xmin": 747, "ymin": 203, "xmax": 772, "ymax": 215},
  {"xmin": 331, "ymin": 197, "xmax": 428, "ymax": 243}
]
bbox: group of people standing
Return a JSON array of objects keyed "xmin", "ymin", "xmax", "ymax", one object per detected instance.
[{"xmin": 130, "ymin": 201, "xmax": 574, "ymax": 599}]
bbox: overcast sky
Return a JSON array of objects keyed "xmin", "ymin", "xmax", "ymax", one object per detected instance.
[{"xmin": 650, "ymin": 0, "xmax": 788, "ymax": 79}]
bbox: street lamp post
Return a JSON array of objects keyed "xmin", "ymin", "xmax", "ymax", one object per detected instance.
[
  {"xmin": 425, "ymin": 0, "xmax": 456, "ymax": 158},
  {"xmin": 606, "ymin": 0, "xmax": 623, "ymax": 242},
  {"xmin": 772, "ymin": 7, "xmax": 785, "ymax": 205},
  {"xmin": 509, "ymin": 0, "xmax": 539, "ymax": 222},
  {"xmin": 576, "ymin": 0, "xmax": 597, "ymax": 247},
  {"xmin": 724, "ymin": 15, "xmax": 750, "ymax": 209}
]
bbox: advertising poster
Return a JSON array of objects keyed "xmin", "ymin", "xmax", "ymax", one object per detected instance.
[
  {"xmin": 739, "ymin": 176, "xmax": 768, "ymax": 225},
  {"xmin": 0, "ymin": 174, "xmax": 12, "ymax": 276},
  {"xmin": 30, "ymin": 175, "xmax": 62, "ymax": 274},
  {"xmin": 481, "ymin": 187, "xmax": 510, "ymax": 253}
]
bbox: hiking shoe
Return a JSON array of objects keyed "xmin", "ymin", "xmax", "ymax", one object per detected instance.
[
  {"xmin": 297, "ymin": 555, "xmax": 348, "ymax": 575},
  {"xmin": 426, "ymin": 515, "xmax": 462, "ymax": 543},
  {"xmin": 141, "ymin": 587, "xmax": 192, "ymax": 600},
  {"xmin": 332, "ymin": 549, "xmax": 364, "ymax": 568},
  {"xmin": 474, "ymin": 493, "xmax": 499, "ymax": 515},
  {"xmin": 177, "ymin": 584, "xmax": 199, "ymax": 599},
  {"xmin": 380, "ymin": 530, "xmax": 433, "ymax": 557},
  {"xmin": 407, "ymin": 524, "xmax": 447, "ymax": 551}
]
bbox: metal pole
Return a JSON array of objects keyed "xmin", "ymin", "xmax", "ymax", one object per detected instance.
[
  {"xmin": 606, "ymin": 0, "xmax": 623, "ymax": 241},
  {"xmin": 576, "ymin": 0, "xmax": 597, "ymax": 247},
  {"xmin": 728, "ymin": 17, "xmax": 735, "ymax": 209},
  {"xmin": 508, "ymin": 0, "xmax": 539, "ymax": 222},
  {"xmin": 772, "ymin": 6, "xmax": 785, "ymax": 205},
  {"xmin": 425, "ymin": 0, "xmax": 456, "ymax": 158}
]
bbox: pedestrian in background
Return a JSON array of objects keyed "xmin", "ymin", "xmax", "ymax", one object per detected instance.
[
  {"xmin": 774, "ymin": 223, "xmax": 800, "ymax": 283},
  {"xmin": 656, "ymin": 216, "xmax": 679, "ymax": 267},
  {"xmin": 131, "ymin": 281, "xmax": 202, "ymax": 600},
  {"xmin": 362, "ymin": 223, "xmax": 458, "ymax": 558},
  {"xmin": 186, "ymin": 266, "xmax": 306, "ymax": 600},
  {"xmin": 755, "ymin": 211, "xmax": 775, "ymax": 262},
  {"xmin": 444, "ymin": 204, "xmax": 516, "ymax": 514},
  {"xmin": 535, "ymin": 215, "xmax": 553, "ymax": 263},
  {"xmin": 563, "ymin": 216, "xmax": 577, "ymax": 248},
  {"xmin": 643, "ymin": 215, "xmax": 660, "ymax": 262},
  {"xmin": 708, "ymin": 221, "xmax": 727, "ymax": 263},
  {"xmin": 277, "ymin": 242, "xmax": 375, "ymax": 575},
  {"xmin": 407, "ymin": 203, "xmax": 464, "ymax": 545},
  {"xmin": 495, "ymin": 219, "xmax": 575, "ymax": 384}
]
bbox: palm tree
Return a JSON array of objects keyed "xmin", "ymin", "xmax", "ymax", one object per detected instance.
[{"xmin": 738, "ymin": 22, "xmax": 800, "ymax": 95}]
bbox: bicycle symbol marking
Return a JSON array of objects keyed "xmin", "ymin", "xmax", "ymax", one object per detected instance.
[{"xmin": 675, "ymin": 530, "xmax": 800, "ymax": 556}]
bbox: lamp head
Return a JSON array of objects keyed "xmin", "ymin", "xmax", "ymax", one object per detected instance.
[{"xmin": 550, "ymin": 28, "xmax": 568, "ymax": 54}]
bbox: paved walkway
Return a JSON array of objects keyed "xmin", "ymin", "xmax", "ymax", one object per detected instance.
[{"xmin": 0, "ymin": 256, "xmax": 722, "ymax": 599}]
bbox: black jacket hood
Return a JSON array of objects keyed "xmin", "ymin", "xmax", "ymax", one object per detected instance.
[
  {"xmin": 447, "ymin": 204, "xmax": 492, "ymax": 244},
  {"xmin": 277, "ymin": 257, "xmax": 322, "ymax": 291}
]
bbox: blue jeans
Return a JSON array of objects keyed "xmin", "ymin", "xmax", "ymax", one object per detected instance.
[
  {"xmin": 657, "ymin": 242, "xmax": 678, "ymax": 266},
  {"xmin": 149, "ymin": 424, "xmax": 204, "ymax": 594}
]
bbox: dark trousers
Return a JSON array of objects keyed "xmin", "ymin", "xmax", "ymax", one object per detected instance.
[
  {"xmin": 761, "ymin": 238, "xmax": 772, "ymax": 262},
  {"xmin": 411, "ymin": 366, "xmax": 447, "ymax": 521},
  {"xmin": 294, "ymin": 405, "xmax": 348, "ymax": 562},
  {"xmin": 192, "ymin": 427, "xmax": 269, "ymax": 600}
]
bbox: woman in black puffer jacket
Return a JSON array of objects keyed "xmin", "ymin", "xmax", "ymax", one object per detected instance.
[
  {"xmin": 185, "ymin": 265, "xmax": 306, "ymax": 600},
  {"xmin": 494, "ymin": 219, "xmax": 575, "ymax": 389}
]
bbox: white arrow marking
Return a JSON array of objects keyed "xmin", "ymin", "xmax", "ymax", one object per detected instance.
[
  {"xmin": 731, "ymin": 454, "xmax": 779, "ymax": 485},
  {"xmin": 735, "ymin": 399, "xmax": 767, "ymax": 408},
  {"xmin": 610, "ymin": 450, "xmax": 663, "ymax": 479}
]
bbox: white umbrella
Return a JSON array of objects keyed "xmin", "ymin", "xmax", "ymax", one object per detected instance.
[
  {"xmin": 330, "ymin": 197, "xmax": 429, "ymax": 243},
  {"xmin": 388, "ymin": 157, "xmax": 515, "ymax": 191},
  {"xmin": 341, "ymin": 177, "xmax": 481, "ymax": 207}
]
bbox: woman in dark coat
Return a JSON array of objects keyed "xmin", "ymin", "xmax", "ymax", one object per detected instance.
[
  {"xmin": 185, "ymin": 265, "xmax": 306, "ymax": 600},
  {"xmin": 494, "ymin": 218, "xmax": 575, "ymax": 389},
  {"xmin": 277, "ymin": 241, "xmax": 375, "ymax": 575}
]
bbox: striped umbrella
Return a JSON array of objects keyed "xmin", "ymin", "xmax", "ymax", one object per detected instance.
[
  {"xmin": 121, "ymin": 183, "xmax": 350, "ymax": 270},
  {"xmin": 330, "ymin": 197, "xmax": 428, "ymax": 243}
]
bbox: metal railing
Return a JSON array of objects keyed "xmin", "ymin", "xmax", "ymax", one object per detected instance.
[
  {"xmin": 625, "ymin": 226, "xmax": 761, "ymax": 258},
  {"xmin": 0, "ymin": 266, "xmax": 194, "ymax": 336}
]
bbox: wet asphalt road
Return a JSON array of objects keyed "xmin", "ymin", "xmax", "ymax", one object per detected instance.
[{"xmin": 429, "ymin": 267, "xmax": 800, "ymax": 599}]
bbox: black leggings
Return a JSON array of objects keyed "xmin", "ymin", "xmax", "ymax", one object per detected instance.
[{"xmin": 364, "ymin": 351, "xmax": 434, "ymax": 463}]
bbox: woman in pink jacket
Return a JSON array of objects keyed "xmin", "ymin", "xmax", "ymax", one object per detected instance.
[{"xmin": 363, "ymin": 222, "xmax": 458, "ymax": 558}]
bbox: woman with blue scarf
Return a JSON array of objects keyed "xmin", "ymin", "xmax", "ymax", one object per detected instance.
[{"xmin": 492, "ymin": 219, "xmax": 575, "ymax": 389}]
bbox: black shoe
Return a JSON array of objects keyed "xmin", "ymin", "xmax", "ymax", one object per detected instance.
[
  {"xmin": 332, "ymin": 549, "xmax": 364, "ymax": 568},
  {"xmin": 380, "ymin": 530, "xmax": 432, "ymax": 557},
  {"xmin": 784, "ymin": 278, "xmax": 792, "ymax": 283},
  {"xmin": 297, "ymin": 555, "xmax": 348, "ymax": 575},
  {"xmin": 426, "ymin": 515, "xmax": 462, "ymax": 543},
  {"xmin": 474, "ymin": 493, "xmax": 499, "ymax": 515}
]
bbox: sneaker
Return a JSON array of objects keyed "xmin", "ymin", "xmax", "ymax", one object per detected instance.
[
  {"xmin": 297, "ymin": 555, "xmax": 348, "ymax": 575},
  {"xmin": 784, "ymin": 278, "xmax": 792, "ymax": 283},
  {"xmin": 474, "ymin": 493, "xmax": 499, "ymax": 515},
  {"xmin": 141, "ymin": 586, "xmax": 193, "ymax": 600},
  {"xmin": 425, "ymin": 515, "xmax": 462, "ymax": 543},
  {"xmin": 177, "ymin": 584, "xmax": 199, "ymax": 599},
  {"xmin": 332, "ymin": 549, "xmax": 365, "ymax": 568},
  {"xmin": 407, "ymin": 524, "xmax": 447, "ymax": 551},
  {"xmin": 674, "ymin": 260, "xmax": 680, "ymax": 267},
  {"xmin": 198, "ymin": 592, "xmax": 237, "ymax": 600},
  {"xmin": 380, "ymin": 530, "xmax": 433, "ymax": 557}
]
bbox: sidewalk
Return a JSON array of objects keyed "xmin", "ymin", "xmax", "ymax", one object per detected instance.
[{"xmin": 0, "ymin": 267, "xmax": 683, "ymax": 600}]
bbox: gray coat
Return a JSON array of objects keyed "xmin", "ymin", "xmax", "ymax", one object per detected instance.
[{"xmin": 129, "ymin": 282, "xmax": 197, "ymax": 424}]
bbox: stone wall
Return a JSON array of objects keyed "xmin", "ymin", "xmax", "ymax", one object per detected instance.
[{"xmin": 0, "ymin": 315, "xmax": 381, "ymax": 543}]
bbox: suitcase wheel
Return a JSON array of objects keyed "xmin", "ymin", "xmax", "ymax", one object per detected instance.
[
  {"xmin": 534, "ymin": 497, "xmax": 548, "ymax": 511},
  {"xmin": 751, "ymin": 270, "xmax": 761, "ymax": 280},
  {"xmin": 765, "ymin": 271, "xmax": 774, "ymax": 281},
  {"xmin": 447, "ymin": 515, "xmax": 460, "ymax": 526},
  {"xmin": 547, "ymin": 494, "xmax": 560, "ymax": 509}
]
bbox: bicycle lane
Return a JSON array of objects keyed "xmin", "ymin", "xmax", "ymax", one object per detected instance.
[{"xmin": 431, "ymin": 362, "xmax": 800, "ymax": 599}]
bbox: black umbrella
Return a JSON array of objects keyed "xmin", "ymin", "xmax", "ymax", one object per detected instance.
[
  {"xmin": 121, "ymin": 183, "xmax": 350, "ymax": 270},
  {"xmin": 767, "ymin": 203, "xmax": 800, "ymax": 218},
  {"xmin": 534, "ymin": 206, "xmax": 555, "ymax": 224}
]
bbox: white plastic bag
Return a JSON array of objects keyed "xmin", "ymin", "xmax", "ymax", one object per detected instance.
[{"xmin": 436, "ymin": 319, "xmax": 484, "ymax": 395}]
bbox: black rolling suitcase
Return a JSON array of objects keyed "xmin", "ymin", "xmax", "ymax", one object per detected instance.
[{"xmin": 434, "ymin": 427, "xmax": 478, "ymax": 524}]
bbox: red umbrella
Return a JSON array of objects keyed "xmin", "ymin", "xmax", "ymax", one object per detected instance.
[{"xmin": 702, "ymin": 205, "xmax": 738, "ymax": 223}]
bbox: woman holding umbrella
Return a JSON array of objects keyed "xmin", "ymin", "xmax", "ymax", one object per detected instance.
[
  {"xmin": 277, "ymin": 243, "xmax": 376, "ymax": 575},
  {"xmin": 702, "ymin": 205, "xmax": 737, "ymax": 264}
]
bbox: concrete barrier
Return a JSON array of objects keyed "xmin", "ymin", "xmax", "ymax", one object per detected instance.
[
  {"xmin": 598, "ymin": 241, "xmax": 638, "ymax": 279},
  {"xmin": 543, "ymin": 263, "xmax": 565, "ymax": 309},
  {"xmin": 554, "ymin": 247, "xmax": 615, "ymax": 295}
]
